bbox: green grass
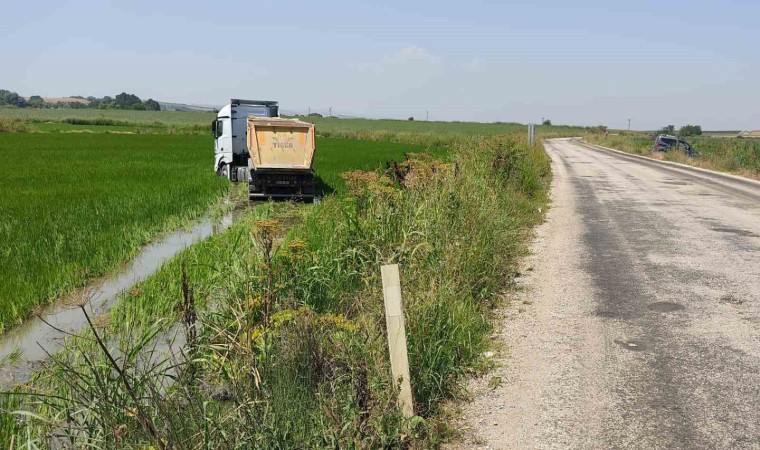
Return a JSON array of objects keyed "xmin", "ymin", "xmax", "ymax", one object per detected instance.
[
  {"xmin": 306, "ymin": 116, "xmax": 529, "ymax": 135},
  {"xmin": 28, "ymin": 122, "xmax": 143, "ymax": 133},
  {"xmin": 1, "ymin": 109, "xmax": 554, "ymax": 447},
  {"xmin": 314, "ymin": 136, "xmax": 446, "ymax": 191},
  {"xmin": 0, "ymin": 133, "xmax": 433, "ymax": 333},
  {"xmin": 304, "ymin": 116, "xmax": 587, "ymax": 147},
  {"xmin": 0, "ymin": 107, "xmax": 215, "ymax": 126},
  {"xmin": 0, "ymin": 133, "xmax": 227, "ymax": 333},
  {"xmin": 586, "ymin": 132, "xmax": 760, "ymax": 176},
  {"xmin": 2, "ymin": 132, "xmax": 550, "ymax": 448},
  {"xmin": 0, "ymin": 106, "xmax": 589, "ymax": 139}
]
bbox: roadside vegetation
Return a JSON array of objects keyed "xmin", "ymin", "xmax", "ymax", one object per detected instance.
[
  {"xmin": 586, "ymin": 131, "xmax": 760, "ymax": 178},
  {"xmin": 1, "ymin": 124, "xmax": 551, "ymax": 447}
]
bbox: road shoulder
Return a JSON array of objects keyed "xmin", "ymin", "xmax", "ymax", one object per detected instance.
[{"xmin": 447, "ymin": 142, "xmax": 608, "ymax": 449}]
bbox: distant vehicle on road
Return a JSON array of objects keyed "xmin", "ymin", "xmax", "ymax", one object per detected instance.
[{"xmin": 654, "ymin": 134, "xmax": 700, "ymax": 157}]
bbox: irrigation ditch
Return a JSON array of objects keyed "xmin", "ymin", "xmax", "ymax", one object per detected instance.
[{"xmin": 0, "ymin": 203, "xmax": 249, "ymax": 388}]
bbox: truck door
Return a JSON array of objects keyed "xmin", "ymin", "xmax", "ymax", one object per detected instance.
[{"xmin": 213, "ymin": 118, "xmax": 232, "ymax": 175}]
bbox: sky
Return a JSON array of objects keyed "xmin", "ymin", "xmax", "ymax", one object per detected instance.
[{"xmin": 2, "ymin": 0, "xmax": 758, "ymax": 130}]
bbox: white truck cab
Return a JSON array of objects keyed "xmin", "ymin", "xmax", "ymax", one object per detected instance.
[{"xmin": 211, "ymin": 99, "xmax": 279, "ymax": 181}]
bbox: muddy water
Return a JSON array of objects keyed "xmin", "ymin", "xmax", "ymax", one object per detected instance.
[{"xmin": 0, "ymin": 212, "xmax": 240, "ymax": 388}]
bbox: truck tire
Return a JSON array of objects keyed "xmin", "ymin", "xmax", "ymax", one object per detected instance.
[{"xmin": 218, "ymin": 163, "xmax": 230, "ymax": 180}]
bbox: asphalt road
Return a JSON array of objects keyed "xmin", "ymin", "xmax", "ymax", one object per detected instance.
[{"xmin": 454, "ymin": 138, "xmax": 760, "ymax": 449}]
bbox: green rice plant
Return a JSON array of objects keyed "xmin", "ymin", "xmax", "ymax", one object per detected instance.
[
  {"xmin": 0, "ymin": 133, "xmax": 228, "ymax": 333},
  {"xmin": 0, "ymin": 107, "xmax": 588, "ymax": 140},
  {"xmin": 0, "ymin": 132, "xmax": 433, "ymax": 334},
  {"xmin": 0, "ymin": 108, "xmax": 215, "ymax": 127},
  {"xmin": 303, "ymin": 116, "xmax": 587, "ymax": 141},
  {"xmin": 3, "ymin": 131, "xmax": 550, "ymax": 448}
]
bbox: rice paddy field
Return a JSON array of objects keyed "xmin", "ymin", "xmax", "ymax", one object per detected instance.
[
  {"xmin": 1, "ymin": 108, "xmax": 558, "ymax": 448},
  {"xmin": 0, "ymin": 107, "xmax": 215, "ymax": 126},
  {"xmin": 0, "ymin": 128, "xmax": 433, "ymax": 334},
  {"xmin": 0, "ymin": 106, "xmax": 588, "ymax": 137},
  {"xmin": 0, "ymin": 133, "xmax": 225, "ymax": 333}
]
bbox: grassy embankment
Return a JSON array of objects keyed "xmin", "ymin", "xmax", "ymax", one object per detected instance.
[
  {"xmin": 2, "ymin": 126, "xmax": 551, "ymax": 448},
  {"xmin": 586, "ymin": 132, "xmax": 760, "ymax": 179}
]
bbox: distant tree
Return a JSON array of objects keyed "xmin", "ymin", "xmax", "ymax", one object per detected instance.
[
  {"xmin": 542, "ymin": 119, "xmax": 552, "ymax": 126},
  {"xmin": 0, "ymin": 90, "xmax": 27, "ymax": 107},
  {"xmin": 94, "ymin": 96, "xmax": 115, "ymax": 109},
  {"xmin": 408, "ymin": 116, "xmax": 414, "ymax": 121},
  {"xmin": 114, "ymin": 92, "xmax": 142, "ymax": 109},
  {"xmin": 679, "ymin": 124, "xmax": 702, "ymax": 136},
  {"xmin": 658, "ymin": 125, "xmax": 676, "ymax": 135},
  {"xmin": 307, "ymin": 112, "xmax": 323, "ymax": 117},
  {"xmin": 143, "ymin": 98, "xmax": 161, "ymax": 111},
  {"xmin": 27, "ymin": 95, "xmax": 45, "ymax": 108}
]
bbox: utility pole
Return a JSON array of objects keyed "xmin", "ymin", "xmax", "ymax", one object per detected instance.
[{"xmin": 628, "ymin": 118, "xmax": 631, "ymax": 131}]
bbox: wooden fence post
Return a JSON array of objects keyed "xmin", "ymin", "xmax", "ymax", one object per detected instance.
[{"xmin": 381, "ymin": 264, "xmax": 414, "ymax": 417}]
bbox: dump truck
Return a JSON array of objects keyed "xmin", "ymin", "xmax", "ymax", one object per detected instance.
[{"xmin": 212, "ymin": 99, "xmax": 316, "ymax": 201}]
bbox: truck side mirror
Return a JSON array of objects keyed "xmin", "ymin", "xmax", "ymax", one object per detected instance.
[{"xmin": 211, "ymin": 120, "xmax": 218, "ymax": 137}]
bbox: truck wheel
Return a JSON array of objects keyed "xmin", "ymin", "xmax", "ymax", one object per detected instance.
[{"xmin": 218, "ymin": 164, "xmax": 230, "ymax": 179}]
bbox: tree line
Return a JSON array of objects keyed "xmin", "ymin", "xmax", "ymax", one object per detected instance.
[
  {"xmin": 0, "ymin": 90, "xmax": 161, "ymax": 111},
  {"xmin": 657, "ymin": 124, "xmax": 702, "ymax": 137}
]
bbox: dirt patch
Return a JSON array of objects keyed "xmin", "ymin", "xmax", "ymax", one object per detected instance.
[
  {"xmin": 40, "ymin": 97, "xmax": 90, "ymax": 104},
  {"xmin": 648, "ymin": 302, "xmax": 685, "ymax": 313}
]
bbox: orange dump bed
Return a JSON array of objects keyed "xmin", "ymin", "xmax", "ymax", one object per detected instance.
[{"xmin": 246, "ymin": 117, "xmax": 315, "ymax": 170}]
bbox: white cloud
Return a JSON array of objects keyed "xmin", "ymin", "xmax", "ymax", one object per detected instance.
[
  {"xmin": 348, "ymin": 45, "xmax": 442, "ymax": 72},
  {"xmin": 393, "ymin": 45, "xmax": 442, "ymax": 64},
  {"xmin": 464, "ymin": 56, "xmax": 487, "ymax": 73}
]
